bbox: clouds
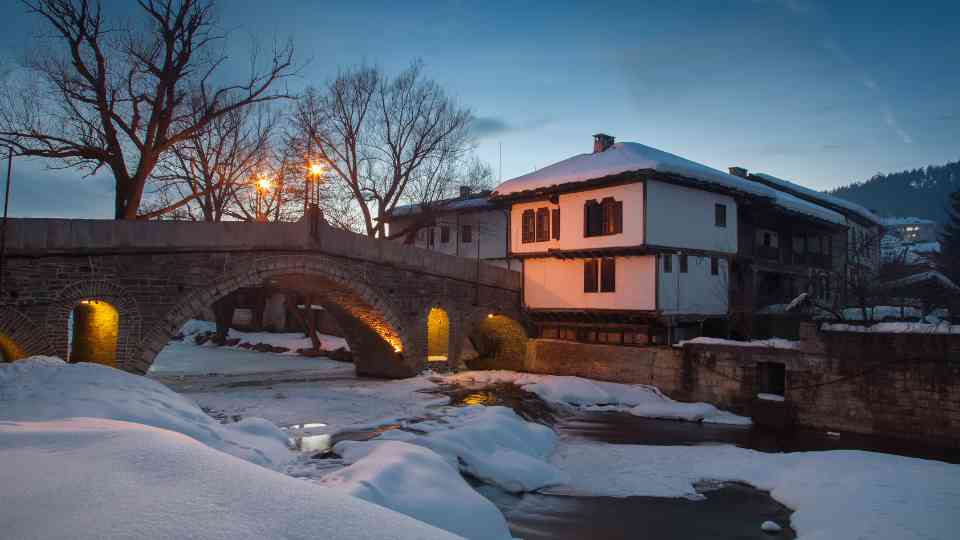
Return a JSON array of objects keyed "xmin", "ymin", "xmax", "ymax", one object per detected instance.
[{"xmin": 470, "ymin": 115, "xmax": 550, "ymax": 140}]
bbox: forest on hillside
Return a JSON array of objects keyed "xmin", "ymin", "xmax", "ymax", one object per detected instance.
[{"xmin": 829, "ymin": 160, "xmax": 960, "ymax": 225}]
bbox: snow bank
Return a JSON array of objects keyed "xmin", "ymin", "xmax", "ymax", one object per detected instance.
[
  {"xmin": 150, "ymin": 341, "xmax": 350, "ymax": 375},
  {"xmin": 378, "ymin": 405, "xmax": 568, "ymax": 493},
  {"xmin": 0, "ymin": 418, "xmax": 462, "ymax": 540},
  {"xmin": 822, "ymin": 322, "xmax": 960, "ymax": 334},
  {"xmin": 446, "ymin": 371, "xmax": 751, "ymax": 425},
  {"xmin": 677, "ymin": 336, "xmax": 800, "ymax": 350},
  {"xmin": 176, "ymin": 318, "xmax": 349, "ymax": 353},
  {"xmin": 0, "ymin": 359, "xmax": 292, "ymax": 469},
  {"xmin": 552, "ymin": 442, "xmax": 960, "ymax": 540},
  {"xmin": 322, "ymin": 440, "xmax": 512, "ymax": 540}
]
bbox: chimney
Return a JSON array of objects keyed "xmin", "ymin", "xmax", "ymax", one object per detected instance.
[
  {"xmin": 593, "ymin": 133, "xmax": 615, "ymax": 153},
  {"xmin": 728, "ymin": 166, "xmax": 749, "ymax": 178},
  {"xmin": 459, "ymin": 185, "xmax": 472, "ymax": 198}
]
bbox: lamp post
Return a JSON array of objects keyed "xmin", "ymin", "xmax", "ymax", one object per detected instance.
[
  {"xmin": 306, "ymin": 161, "xmax": 324, "ymax": 214},
  {"xmin": 254, "ymin": 175, "xmax": 272, "ymax": 222}
]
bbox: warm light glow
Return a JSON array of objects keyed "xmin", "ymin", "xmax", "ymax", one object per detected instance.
[
  {"xmin": 308, "ymin": 162, "xmax": 324, "ymax": 176},
  {"xmin": 256, "ymin": 177, "xmax": 272, "ymax": 191},
  {"xmin": 487, "ymin": 313, "xmax": 495, "ymax": 318}
]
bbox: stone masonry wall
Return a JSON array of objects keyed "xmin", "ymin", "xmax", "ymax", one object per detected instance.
[{"xmin": 523, "ymin": 326, "xmax": 960, "ymax": 447}]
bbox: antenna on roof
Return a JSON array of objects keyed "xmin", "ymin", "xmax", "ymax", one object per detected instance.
[{"xmin": 498, "ymin": 141, "xmax": 502, "ymax": 183}]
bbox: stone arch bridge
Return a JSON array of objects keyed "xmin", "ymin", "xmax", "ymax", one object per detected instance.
[{"xmin": 0, "ymin": 218, "xmax": 521, "ymax": 377}]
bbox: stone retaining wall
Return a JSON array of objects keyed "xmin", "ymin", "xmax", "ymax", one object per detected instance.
[{"xmin": 521, "ymin": 325, "xmax": 960, "ymax": 447}]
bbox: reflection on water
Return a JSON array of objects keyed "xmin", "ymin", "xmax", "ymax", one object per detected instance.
[{"xmin": 475, "ymin": 481, "xmax": 796, "ymax": 540}]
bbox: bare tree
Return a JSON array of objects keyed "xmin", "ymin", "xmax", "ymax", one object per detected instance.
[
  {"xmin": 294, "ymin": 62, "xmax": 474, "ymax": 237},
  {"xmin": 144, "ymin": 98, "xmax": 276, "ymax": 221},
  {"xmin": 0, "ymin": 0, "xmax": 295, "ymax": 219}
]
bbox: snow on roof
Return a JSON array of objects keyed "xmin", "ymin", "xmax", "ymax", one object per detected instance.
[
  {"xmin": 387, "ymin": 193, "xmax": 495, "ymax": 219},
  {"xmin": 881, "ymin": 270, "xmax": 959, "ymax": 291},
  {"xmin": 494, "ymin": 142, "xmax": 772, "ymax": 199},
  {"xmin": 881, "ymin": 216, "xmax": 937, "ymax": 226},
  {"xmin": 493, "ymin": 142, "xmax": 845, "ymax": 225},
  {"xmin": 751, "ymin": 173, "xmax": 881, "ymax": 225}
]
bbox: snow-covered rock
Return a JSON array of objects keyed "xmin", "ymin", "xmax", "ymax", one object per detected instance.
[
  {"xmin": 378, "ymin": 405, "xmax": 568, "ymax": 493},
  {"xmin": 0, "ymin": 418, "xmax": 462, "ymax": 540},
  {"xmin": 445, "ymin": 370, "xmax": 751, "ymax": 425},
  {"xmin": 0, "ymin": 358, "xmax": 292, "ymax": 469},
  {"xmin": 323, "ymin": 440, "xmax": 512, "ymax": 540},
  {"xmin": 761, "ymin": 520, "xmax": 783, "ymax": 533}
]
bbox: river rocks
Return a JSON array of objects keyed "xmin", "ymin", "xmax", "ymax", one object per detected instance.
[{"xmin": 761, "ymin": 520, "xmax": 782, "ymax": 534}]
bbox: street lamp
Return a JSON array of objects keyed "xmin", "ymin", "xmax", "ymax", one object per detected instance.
[
  {"xmin": 305, "ymin": 161, "xmax": 324, "ymax": 214},
  {"xmin": 254, "ymin": 174, "xmax": 272, "ymax": 222}
]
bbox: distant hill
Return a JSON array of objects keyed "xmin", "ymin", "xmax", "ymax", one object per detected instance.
[{"xmin": 828, "ymin": 159, "xmax": 960, "ymax": 226}]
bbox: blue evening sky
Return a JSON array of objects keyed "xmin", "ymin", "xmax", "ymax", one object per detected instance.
[{"xmin": 1, "ymin": 0, "xmax": 958, "ymax": 217}]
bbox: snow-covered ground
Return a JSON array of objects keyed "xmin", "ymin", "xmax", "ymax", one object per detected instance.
[
  {"xmin": 5, "ymin": 348, "xmax": 960, "ymax": 540},
  {"xmin": 445, "ymin": 370, "xmax": 752, "ymax": 425}
]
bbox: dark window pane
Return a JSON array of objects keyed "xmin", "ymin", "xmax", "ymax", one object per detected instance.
[
  {"xmin": 551, "ymin": 208, "xmax": 560, "ymax": 240},
  {"xmin": 601, "ymin": 257, "xmax": 616, "ymax": 292},
  {"xmin": 429, "ymin": 228, "xmax": 435, "ymax": 246},
  {"xmin": 462, "ymin": 225, "xmax": 472, "ymax": 243},
  {"xmin": 584, "ymin": 200, "xmax": 603, "ymax": 237},
  {"xmin": 711, "ymin": 256, "xmax": 719, "ymax": 275},
  {"xmin": 522, "ymin": 210, "xmax": 535, "ymax": 243},
  {"xmin": 440, "ymin": 226, "xmax": 450, "ymax": 243},
  {"xmin": 715, "ymin": 204, "xmax": 727, "ymax": 227},
  {"xmin": 584, "ymin": 259, "xmax": 599, "ymax": 292},
  {"xmin": 663, "ymin": 254, "xmax": 672, "ymax": 273},
  {"xmin": 536, "ymin": 208, "xmax": 550, "ymax": 242},
  {"xmin": 680, "ymin": 253, "xmax": 688, "ymax": 273}
]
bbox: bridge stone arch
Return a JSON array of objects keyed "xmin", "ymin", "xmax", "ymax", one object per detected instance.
[
  {"xmin": 44, "ymin": 280, "xmax": 143, "ymax": 369},
  {"xmin": 0, "ymin": 308, "xmax": 51, "ymax": 361},
  {"xmin": 140, "ymin": 255, "xmax": 414, "ymax": 376}
]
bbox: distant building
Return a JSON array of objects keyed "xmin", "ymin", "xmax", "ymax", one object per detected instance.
[
  {"xmin": 383, "ymin": 187, "xmax": 515, "ymax": 270},
  {"xmin": 881, "ymin": 216, "xmax": 938, "ymax": 244}
]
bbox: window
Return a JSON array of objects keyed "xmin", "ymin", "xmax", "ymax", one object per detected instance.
[
  {"xmin": 680, "ymin": 253, "xmax": 688, "ymax": 273},
  {"xmin": 440, "ymin": 226, "xmax": 450, "ymax": 243},
  {"xmin": 662, "ymin": 254, "xmax": 672, "ymax": 273},
  {"xmin": 583, "ymin": 259, "xmax": 599, "ymax": 293},
  {"xmin": 584, "ymin": 198, "xmax": 623, "ymax": 237},
  {"xmin": 600, "ymin": 258, "xmax": 616, "ymax": 292},
  {"xmin": 711, "ymin": 256, "xmax": 719, "ymax": 275},
  {"xmin": 521, "ymin": 210, "xmax": 535, "ymax": 243},
  {"xmin": 601, "ymin": 197, "xmax": 623, "ymax": 235},
  {"xmin": 715, "ymin": 204, "xmax": 727, "ymax": 227},
  {"xmin": 551, "ymin": 208, "xmax": 560, "ymax": 240},
  {"xmin": 428, "ymin": 228, "xmax": 435, "ymax": 246},
  {"xmin": 763, "ymin": 232, "xmax": 772, "ymax": 247},
  {"xmin": 535, "ymin": 208, "xmax": 550, "ymax": 242},
  {"xmin": 461, "ymin": 224, "xmax": 473, "ymax": 243}
]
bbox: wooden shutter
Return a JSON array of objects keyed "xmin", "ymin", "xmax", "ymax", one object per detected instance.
[
  {"xmin": 711, "ymin": 256, "xmax": 719, "ymax": 275},
  {"xmin": 586, "ymin": 201, "xmax": 603, "ymax": 237},
  {"xmin": 521, "ymin": 210, "xmax": 535, "ymax": 243},
  {"xmin": 615, "ymin": 201, "xmax": 623, "ymax": 233},
  {"xmin": 583, "ymin": 259, "xmax": 598, "ymax": 292},
  {"xmin": 680, "ymin": 253, "xmax": 688, "ymax": 273},
  {"xmin": 600, "ymin": 257, "xmax": 616, "ymax": 292},
  {"xmin": 440, "ymin": 226, "xmax": 450, "ymax": 243},
  {"xmin": 663, "ymin": 254, "xmax": 672, "ymax": 273},
  {"xmin": 461, "ymin": 225, "xmax": 472, "ymax": 243},
  {"xmin": 551, "ymin": 208, "xmax": 560, "ymax": 240}
]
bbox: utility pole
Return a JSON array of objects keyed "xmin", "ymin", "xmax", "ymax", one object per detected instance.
[{"xmin": 0, "ymin": 147, "xmax": 13, "ymax": 296}]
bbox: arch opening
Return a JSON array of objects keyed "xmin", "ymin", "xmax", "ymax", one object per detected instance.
[
  {"xmin": 68, "ymin": 299, "xmax": 119, "ymax": 367},
  {"xmin": 0, "ymin": 332, "xmax": 26, "ymax": 362},
  {"xmin": 427, "ymin": 307, "xmax": 450, "ymax": 362},
  {"xmin": 466, "ymin": 314, "xmax": 528, "ymax": 371}
]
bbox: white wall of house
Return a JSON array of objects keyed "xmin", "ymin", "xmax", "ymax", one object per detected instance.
[
  {"xmin": 389, "ymin": 209, "xmax": 509, "ymax": 260},
  {"xmin": 510, "ymin": 182, "xmax": 646, "ymax": 254},
  {"xmin": 656, "ymin": 253, "xmax": 729, "ymax": 315},
  {"xmin": 524, "ymin": 256, "xmax": 656, "ymax": 311},
  {"xmin": 645, "ymin": 181, "xmax": 737, "ymax": 253}
]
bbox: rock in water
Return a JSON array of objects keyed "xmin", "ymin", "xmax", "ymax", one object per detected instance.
[{"xmin": 761, "ymin": 520, "xmax": 782, "ymax": 534}]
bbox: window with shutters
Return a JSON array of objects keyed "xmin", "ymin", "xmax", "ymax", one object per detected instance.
[
  {"xmin": 535, "ymin": 208, "xmax": 550, "ymax": 242},
  {"xmin": 521, "ymin": 210, "xmax": 535, "ymax": 243},
  {"xmin": 461, "ymin": 224, "xmax": 472, "ymax": 243},
  {"xmin": 600, "ymin": 257, "xmax": 616, "ymax": 292},
  {"xmin": 662, "ymin": 254, "xmax": 672, "ymax": 273},
  {"xmin": 583, "ymin": 259, "xmax": 599, "ymax": 293},
  {"xmin": 584, "ymin": 198, "xmax": 623, "ymax": 237},
  {"xmin": 711, "ymin": 256, "xmax": 719, "ymax": 275},
  {"xmin": 680, "ymin": 253, "xmax": 688, "ymax": 273},
  {"xmin": 715, "ymin": 204, "xmax": 727, "ymax": 227},
  {"xmin": 551, "ymin": 208, "xmax": 560, "ymax": 240},
  {"xmin": 440, "ymin": 226, "xmax": 450, "ymax": 243}
]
